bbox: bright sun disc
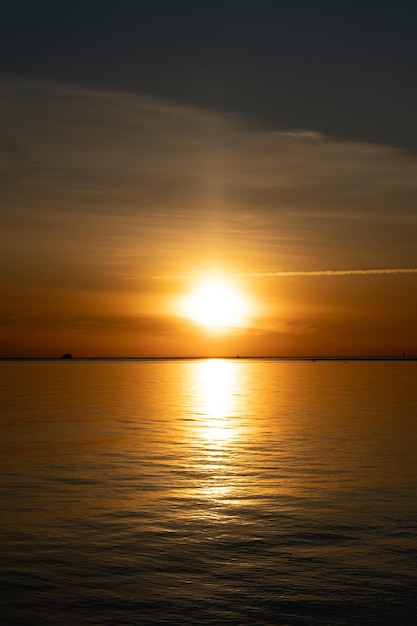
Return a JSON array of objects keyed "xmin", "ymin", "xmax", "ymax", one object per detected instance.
[{"xmin": 182, "ymin": 278, "xmax": 247, "ymax": 329}]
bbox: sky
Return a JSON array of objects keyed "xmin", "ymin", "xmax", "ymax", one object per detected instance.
[{"xmin": 1, "ymin": 0, "xmax": 417, "ymax": 357}]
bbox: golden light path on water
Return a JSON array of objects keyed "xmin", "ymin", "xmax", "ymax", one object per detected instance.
[
  {"xmin": 197, "ymin": 359, "xmax": 238, "ymax": 441},
  {"xmin": 187, "ymin": 359, "xmax": 245, "ymax": 511}
]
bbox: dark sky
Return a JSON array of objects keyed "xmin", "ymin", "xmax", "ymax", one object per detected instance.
[{"xmin": 2, "ymin": 0, "xmax": 417, "ymax": 150}]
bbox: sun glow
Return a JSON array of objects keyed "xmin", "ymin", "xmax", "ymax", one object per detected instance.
[{"xmin": 182, "ymin": 278, "xmax": 248, "ymax": 329}]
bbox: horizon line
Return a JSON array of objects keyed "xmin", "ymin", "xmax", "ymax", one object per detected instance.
[{"xmin": 1, "ymin": 355, "xmax": 416, "ymax": 361}]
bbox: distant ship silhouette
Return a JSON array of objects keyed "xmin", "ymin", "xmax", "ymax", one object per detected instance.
[{"xmin": 61, "ymin": 353, "xmax": 72, "ymax": 359}]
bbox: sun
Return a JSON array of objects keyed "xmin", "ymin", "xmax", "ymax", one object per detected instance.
[{"xmin": 181, "ymin": 278, "xmax": 248, "ymax": 329}]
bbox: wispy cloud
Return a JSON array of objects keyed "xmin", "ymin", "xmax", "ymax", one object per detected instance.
[
  {"xmin": 155, "ymin": 268, "xmax": 417, "ymax": 279},
  {"xmin": 2, "ymin": 77, "xmax": 417, "ymax": 285},
  {"xmin": 233, "ymin": 268, "xmax": 417, "ymax": 277}
]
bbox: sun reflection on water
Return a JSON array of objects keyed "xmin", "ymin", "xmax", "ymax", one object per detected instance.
[
  {"xmin": 185, "ymin": 359, "xmax": 247, "ymax": 516},
  {"xmin": 195, "ymin": 359, "xmax": 240, "ymax": 444}
]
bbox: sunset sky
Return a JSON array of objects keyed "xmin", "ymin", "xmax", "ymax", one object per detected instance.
[{"xmin": 1, "ymin": 0, "xmax": 417, "ymax": 357}]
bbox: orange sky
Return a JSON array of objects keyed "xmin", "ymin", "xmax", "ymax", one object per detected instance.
[{"xmin": 1, "ymin": 79, "xmax": 417, "ymax": 357}]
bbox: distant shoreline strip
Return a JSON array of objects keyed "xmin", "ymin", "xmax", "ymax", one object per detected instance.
[
  {"xmin": 2, "ymin": 356, "xmax": 417, "ymax": 361},
  {"xmin": 155, "ymin": 268, "xmax": 417, "ymax": 279}
]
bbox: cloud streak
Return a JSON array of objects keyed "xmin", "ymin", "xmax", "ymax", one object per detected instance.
[
  {"xmin": 156, "ymin": 268, "xmax": 417, "ymax": 279},
  {"xmin": 2, "ymin": 77, "xmax": 417, "ymax": 288}
]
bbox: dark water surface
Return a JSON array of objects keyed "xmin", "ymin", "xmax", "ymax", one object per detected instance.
[{"xmin": 1, "ymin": 359, "xmax": 416, "ymax": 625}]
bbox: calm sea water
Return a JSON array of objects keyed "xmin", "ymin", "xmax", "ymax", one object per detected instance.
[{"xmin": 1, "ymin": 359, "xmax": 416, "ymax": 625}]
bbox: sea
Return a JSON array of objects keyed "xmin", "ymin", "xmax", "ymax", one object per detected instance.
[{"xmin": 1, "ymin": 358, "xmax": 416, "ymax": 625}]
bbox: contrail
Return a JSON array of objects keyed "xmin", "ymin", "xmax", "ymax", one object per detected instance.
[
  {"xmin": 154, "ymin": 268, "xmax": 417, "ymax": 279},
  {"xmin": 235, "ymin": 268, "xmax": 417, "ymax": 277}
]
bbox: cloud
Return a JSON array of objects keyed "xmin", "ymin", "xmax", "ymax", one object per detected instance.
[
  {"xmin": 155, "ymin": 268, "xmax": 417, "ymax": 279},
  {"xmin": 243, "ymin": 268, "xmax": 417, "ymax": 277},
  {"xmin": 1, "ymin": 76, "xmax": 417, "ymax": 282}
]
